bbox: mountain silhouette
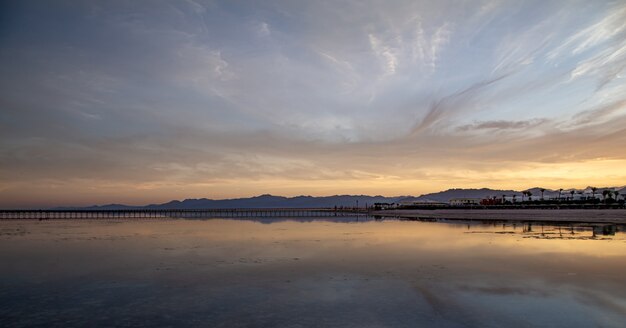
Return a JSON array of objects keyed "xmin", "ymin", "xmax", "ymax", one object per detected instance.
[{"xmin": 54, "ymin": 186, "xmax": 626, "ymax": 210}]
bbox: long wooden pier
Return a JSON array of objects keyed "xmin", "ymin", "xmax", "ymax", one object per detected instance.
[{"xmin": 0, "ymin": 208, "xmax": 366, "ymax": 219}]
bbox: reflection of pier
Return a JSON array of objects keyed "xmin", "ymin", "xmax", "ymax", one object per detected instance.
[{"xmin": 0, "ymin": 209, "xmax": 365, "ymax": 219}]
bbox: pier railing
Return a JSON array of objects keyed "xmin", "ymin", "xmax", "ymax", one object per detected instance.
[{"xmin": 0, "ymin": 208, "xmax": 367, "ymax": 219}]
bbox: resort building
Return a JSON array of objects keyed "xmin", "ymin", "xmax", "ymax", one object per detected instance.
[
  {"xmin": 398, "ymin": 201, "xmax": 448, "ymax": 208},
  {"xmin": 449, "ymin": 198, "xmax": 481, "ymax": 206}
]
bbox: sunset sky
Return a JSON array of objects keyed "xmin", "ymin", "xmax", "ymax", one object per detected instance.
[{"xmin": 1, "ymin": 0, "xmax": 626, "ymax": 207}]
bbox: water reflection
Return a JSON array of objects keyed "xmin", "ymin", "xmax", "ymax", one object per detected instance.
[
  {"xmin": 1, "ymin": 218, "xmax": 625, "ymax": 327},
  {"xmin": 436, "ymin": 219, "xmax": 625, "ymax": 240}
]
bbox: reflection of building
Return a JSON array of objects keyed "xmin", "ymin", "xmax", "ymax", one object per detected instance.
[
  {"xmin": 449, "ymin": 198, "xmax": 481, "ymax": 206},
  {"xmin": 593, "ymin": 225, "xmax": 616, "ymax": 236}
]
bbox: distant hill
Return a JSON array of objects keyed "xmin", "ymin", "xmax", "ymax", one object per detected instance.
[
  {"xmin": 53, "ymin": 186, "xmax": 626, "ymax": 210},
  {"xmin": 414, "ymin": 186, "xmax": 626, "ymax": 203},
  {"xmin": 143, "ymin": 194, "xmax": 411, "ymax": 209},
  {"xmin": 412, "ymin": 188, "xmax": 522, "ymax": 202},
  {"xmin": 56, "ymin": 194, "xmax": 409, "ymax": 210}
]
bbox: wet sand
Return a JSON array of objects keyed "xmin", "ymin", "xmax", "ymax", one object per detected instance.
[
  {"xmin": 372, "ymin": 208, "xmax": 626, "ymax": 223},
  {"xmin": 1, "ymin": 218, "xmax": 625, "ymax": 327}
]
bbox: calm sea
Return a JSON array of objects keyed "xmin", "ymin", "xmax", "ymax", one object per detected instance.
[{"xmin": 1, "ymin": 217, "xmax": 625, "ymax": 327}]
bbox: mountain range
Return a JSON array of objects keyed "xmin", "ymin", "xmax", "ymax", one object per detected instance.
[{"xmin": 56, "ymin": 186, "xmax": 626, "ymax": 210}]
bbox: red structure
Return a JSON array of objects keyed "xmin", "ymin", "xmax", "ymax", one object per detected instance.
[{"xmin": 480, "ymin": 198, "xmax": 503, "ymax": 206}]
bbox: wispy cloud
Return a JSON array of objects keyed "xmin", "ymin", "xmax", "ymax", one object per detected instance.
[
  {"xmin": 569, "ymin": 99, "xmax": 626, "ymax": 127},
  {"xmin": 569, "ymin": 42, "xmax": 626, "ymax": 83},
  {"xmin": 412, "ymin": 21, "xmax": 453, "ymax": 70},
  {"xmin": 456, "ymin": 119, "xmax": 548, "ymax": 132},
  {"xmin": 542, "ymin": 3, "xmax": 626, "ymax": 87},
  {"xmin": 368, "ymin": 33, "xmax": 399, "ymax": 76},
  {"xmin": 409, "ymin": 72, "xmax": 514, "ymax": 136},
  {"xmin": 547, "ymin": 5, "xmax": 626, "ymax": 60},
  {"xmin": 256, "ymin": 21, "xmax": 271, "ymax": 37}
]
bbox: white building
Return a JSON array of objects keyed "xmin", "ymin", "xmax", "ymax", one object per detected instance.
[{"xmin": 449, "ymin": 198, "xmax": 481, "ymax": 206}]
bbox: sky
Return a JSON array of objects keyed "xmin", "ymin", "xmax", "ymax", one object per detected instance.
[{"xmin": 1, "ymin": 0, "xmax": 626, "ymax": 207}]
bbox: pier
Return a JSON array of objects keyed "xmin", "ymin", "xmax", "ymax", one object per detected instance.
[{"xmin": 0, "ymin": 208, "xmax": 366, "ymax": 220}]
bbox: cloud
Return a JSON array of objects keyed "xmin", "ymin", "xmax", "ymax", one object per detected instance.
[
  {"xmin": 409, "ymin": 72, "xmax": 514, "ymax": 135},
  {"xmin": 547, "ymin": 4, "xmax": 626, "ymax": 60},
  {"xmin": 569, "ymin": 99, "xmax": 626, "ymax": 127},
  {"xmin": 456, "ymin": 119, "xmax": 548, "ymax": 132},
  {"xmin": 569, "ymin": 42, "xmax": 626, "ymax": 83},
  {"xmin": 415, "ymin": 21, "xmax": 453, "ymax": 70},
  {"xmin": 256, "ymin": 21, "xmax": 271, "ymax": 37},
  {"xmin": 541, "ymin": 3, "xmax": 626, "ymax": 87},
  {"xmin": 368, "ymin": 33, "xmax": 399, "ymax": 76}
]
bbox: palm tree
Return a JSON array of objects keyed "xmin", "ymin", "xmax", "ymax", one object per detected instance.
[
  {"xmin": 559, "ymin": 188, "xmax": 563, "ymax": 200},
  {"xmin": 540, "ymin": 188, "xmax": 546, "ymax": 200},
  {"xmin": 570, "ymin": 190, "xmax": 575, "ymax": 201},
  {"xmin": 591, "ymin": 187, "xmax": 597, "ymax": 199},
  {"xmin": 527, "ymin": 191, "xmax": 533, "ymax": 201},
  {"xmin": 512, "ymin": 194, "xmax": 517, "ymax": 203},
  {"xmin": 602, "ymin": 190, "xmax": 610, "ymax": 201}
]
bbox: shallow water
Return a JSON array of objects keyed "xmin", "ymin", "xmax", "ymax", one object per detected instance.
[{"xmin": 1, "ymin": 217, "xmax": 625, "ymax": 327}]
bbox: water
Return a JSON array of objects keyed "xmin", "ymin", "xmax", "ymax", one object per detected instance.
[{"xmin": 1, "ymin": 217, "xmax": 625, "ymax": 327}]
